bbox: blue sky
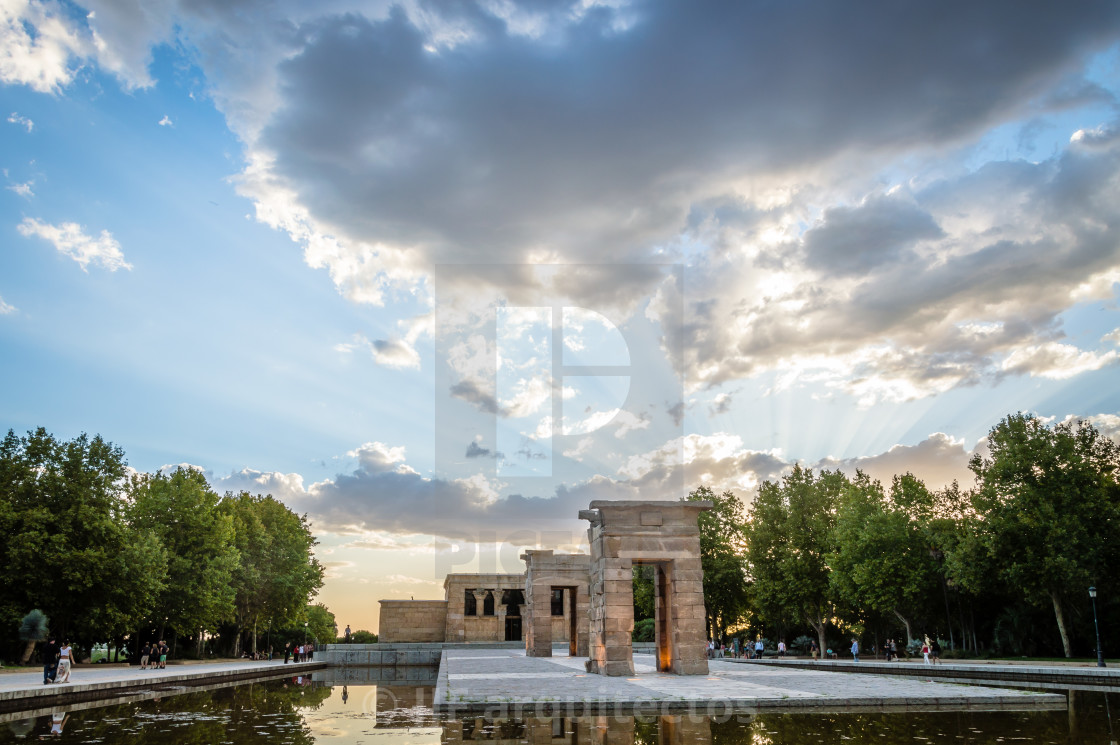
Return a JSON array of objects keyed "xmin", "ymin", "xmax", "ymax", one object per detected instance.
[{"xmin": 3, "ymin": 0, "xmax": 1120, "ymax": 630}]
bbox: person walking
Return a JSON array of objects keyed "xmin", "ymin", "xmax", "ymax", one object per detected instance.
[
  {"xmin": 890, "ymin": 638, "xmax": 898, "ymax": 661},
  {"xmin": 139, "ymin": 642, "xmax": 150, "ymax": 670},
  {"xmin": 754, "ymin": 637, "xmax": 764, "ymax": 660},
  {"xmin": 56, "ymin": 640, "xmax": 73, "ymax": 683},
  {"xmin": 42, "ymin": 637, "xmax": 59, "ymax": 685},
  {"xmin": 777, "ymin": 639, "xmax": 786, "ymax": 658},
  {"xmin": 732, "ymin": 637, "xmax": 740, "ymax": 658},
  {"xmin": 284, "ymin": 642, "xmax": 291, "ymax": 664},
  {"xmin": 810, "ymin": 639, "xmax": 819, "ymax": 661},
  {"xmin": 850, "ymin": 638, "xmax": 860, "ymax": 662},
  {"xmin": 158, "ymin": 640, "xmax": 169, "ymax": 669},
  {"xmin": 931, "ymin": 638, "xmax": 942, "ymax": 665},
  {"xmin": 884, "ymin": 638, "xmax": 893, "ymax": 662},
  {"xmin": 921, "ymin": 637, "xmax": 931, "ymax": 665}
]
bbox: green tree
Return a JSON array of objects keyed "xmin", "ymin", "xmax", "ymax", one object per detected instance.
[
  {"xmin": 746, "ymin": 466, "xmax": 846, "ymax": 654},
  {"xmin": 305, "ymin": 602, "xmax": 336, "ymax": 644},
  {"xmin": 128, "ymin": 467, "xmax": 239, "ymax": 648},
  {"xmin": 0, "ymin": 428, "xmax": 165, "ymax": 646},
  {"xmin": 686, "ymin": 485, "xmax": 749, "ymax": 640},
  {"xmin": 18, "ymin": 609, "xmax": 48, "ymax": 664},
  {"xmin": 222, "ymin": 491, "xmax": 324, "ymax": 655},
  {"xmin": 964, "ymin": 413, "xmax": 1120, "ymax": 657},
  {"xmin": 830, "ymin": 471, "xmax": 940, "ymax": 643}
]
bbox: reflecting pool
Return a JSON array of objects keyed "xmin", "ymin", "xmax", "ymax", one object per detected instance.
[{"xmin": 1, "ymin": 675, "xmax": 1116, "ymax": 744}]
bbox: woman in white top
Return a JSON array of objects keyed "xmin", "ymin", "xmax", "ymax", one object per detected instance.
[{"xmin": 56, "ymin": 642, "xmax": 72, "ymax": 683}]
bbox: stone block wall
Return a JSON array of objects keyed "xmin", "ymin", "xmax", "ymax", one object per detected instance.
[
  {"xmin": 581, "ymin": 500, "xmax": 711, "ymax": 676},
  {"xmin": 378, "ymin": 600, "xmax": 448, "ymax": 642},
  {"xmin": 523, "ymin": 550, "xmax": 590, "ymax": 657},
  {"xmin": 443, "ymin": 573, "xmax": 526, "ymax": 643}
]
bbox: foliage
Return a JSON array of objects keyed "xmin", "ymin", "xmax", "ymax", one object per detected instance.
[
  {"xmin": 790, "ymin": 634, "xmax": 814, "ymax": 653},
  {"xmin": 0, "ymin": 428, "xmax": 166, "ymax": 646},
  {"xmin": 0, "ymin": 427, "xmax": 332, "ymax": 662},
  {"xmin": 745, "ymin": 466, "xmax": 846, "ymax": 654},
  {"xmin": 349, "ymin": 629, "xmax": 378, "ymax": 644},
  {"xmin": 830, "ymin": 471, "xmax": 940, "ymax": 642},
  {"xmin": 959, "ymin": 413, "xmax": 1120, "ymax": 657},
  {"xmin": 18, "ymin": 609, "xmax": 48, "ymax": 641},
  {"xmin": 305, "ymin": 602, "xmax": 336, "ymax": 643},
  {"xmin": 632, "ymin": 617, "xmax": 656, "ymax": 642},
  {"xmin": 128, "ymin": 467, "xmax": 239, "ymax": 639},
  {"xmin": 221, "ymin": 491, "xmax": 325, "ymax": 653},
  {"xmin": 686, "ymin": 485, "xmax": 750, "ymax": 638},
  {"xmin": 633, "ymin": 565, "xmax": 655, "ymax": 621}
]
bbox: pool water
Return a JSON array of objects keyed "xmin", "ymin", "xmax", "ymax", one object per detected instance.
[{"xmin": 1, "ymin": 677, "xmax": 1116, "ymax": 744}]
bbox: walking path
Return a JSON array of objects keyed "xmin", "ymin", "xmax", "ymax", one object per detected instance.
[
  {"xmin": 0, "ymin": 659, "xmax": 326, "ymax": 714},
  {"xmin": 734, "ymin": 657, "xmax": 1120, "ymax": 688},
  {"xmin": 433, "ymin": 648, "xmax": 1065, "ymax": 715}
]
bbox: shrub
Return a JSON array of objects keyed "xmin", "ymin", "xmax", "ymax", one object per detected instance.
[
  {"xmin": 791, "ymin": 635, "xmax": 814, "ymax": 654},
  {"xmin": 633, "ymin": 618, "xmax": 655, "ymax": 642}
]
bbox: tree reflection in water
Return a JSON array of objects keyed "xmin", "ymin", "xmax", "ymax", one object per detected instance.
[{"xmin": 1, "ymin": 684, "xmax": 1115, "ymax": 745}]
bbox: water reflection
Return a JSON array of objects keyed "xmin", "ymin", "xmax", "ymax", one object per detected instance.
[{"xmin": 0, "ymin": 678, "xmax": 1116, "ymax": 745}]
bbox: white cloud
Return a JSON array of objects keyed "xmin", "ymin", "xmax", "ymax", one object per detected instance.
[
  {"xmin": 0, "ymin": 0, "xmax": 90, "ymax": 92},
  {"xmin": 7, "ymin": 112, "xmax": 33, "ymax": 132},
  {"xmin": 18, "ymin": 218, "xmax": 132, "ymax": 272},
  {"xmin": 1001, "ymin": 342, "xmax": 1118, "ymax": 380},
  {"xmin": 0, "ymin": 295, "xmax": 16, "ymax": 315},
  {"xmin": 7, "ymin": 181, "xmax": 33, "ymax": 198},
  {"xmin": 158, "ymin": 114, "xmax": 172, "ymax": 126}
]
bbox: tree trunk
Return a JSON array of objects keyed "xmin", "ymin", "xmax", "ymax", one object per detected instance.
[
  {"xmin": 941, "ymin": 577, "xmax": 955, "ymax": 650},
  {"xmin": 807, "ymin": 611, "xmax": 826, "ymax": 656},
  {"xmin": 1050, "ymin": 589, "xmax": 1073, "ymax": 657},
  {"xmin": 19, "ymin": 640, "xmax": 37, "ymax": 665},
  {"xmin": 252, "ymin": 619, "xmax": 258, "ymax": 655},
  {"xmin": 892, "ymin": 609, "xmax": 913, "ymax": 644}
]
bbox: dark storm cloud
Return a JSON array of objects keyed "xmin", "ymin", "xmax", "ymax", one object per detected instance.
[
  {"xmin": 261, "ymin": 0, "xmax": 1120, "ymax": 262},
  {"xmin": 802, "ymin": 196, "xmax": 944, "ymax": 275}
]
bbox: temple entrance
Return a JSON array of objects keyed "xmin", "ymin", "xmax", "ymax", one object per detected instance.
[
  {"xmin": 580, "ymin": 500, "xmax": 712, "ymax": 676},
  {"xmin": 504, "ymin": 616, "xmax": 522, "ymax": 641},
  {"xmin": 521, "ymin": 550, "xmax": 591, "ymax": 657}
]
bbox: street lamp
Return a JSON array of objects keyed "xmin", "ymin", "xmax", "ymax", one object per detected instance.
[
  {"xmin": 303, "ymin": 622, "xmax": 308, "ymax": 647},
  {"xmin": 1090, "ymin": 587, "xmax": 1106, "ymax": 668}
]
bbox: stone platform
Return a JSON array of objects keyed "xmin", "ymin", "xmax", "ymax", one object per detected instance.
[
  {"xmin": 433, "ymin": 648, "xmax": 1065, "ymax": 716},
  {"xmin": 0, "ymin": 659, "xmax": 326, "ymax": 714}
]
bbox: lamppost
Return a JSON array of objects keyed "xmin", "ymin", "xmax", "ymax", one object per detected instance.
[
  {"xmin": 303, "ymin": 622, "xmax": 308, "ymax": 647},
  {"xmin": 1090, "ymin": 586, "xmax": 1105, "ymax": 668}
]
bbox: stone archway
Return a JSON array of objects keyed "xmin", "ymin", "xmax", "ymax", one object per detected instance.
[
  {"xmin": 579, "ymin": 500, "xmax": 711, "ymax": 676},
  {"xmin": 522, "ymin": 550, "xmax": 590, "ymax": 657}
]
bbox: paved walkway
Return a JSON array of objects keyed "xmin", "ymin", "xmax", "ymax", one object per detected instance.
[
  {"xmin": 0, "ymin": 659, "xmax": 324, "ymax": 713},
  {"xmin": 434, "ymin": 649, "xmax": 1065, "ymax": 715}
]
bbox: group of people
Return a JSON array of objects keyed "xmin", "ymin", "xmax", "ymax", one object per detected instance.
[
  {"xmin": 283, "ymin": 641, "xmax": 314, "ymax": 663},
  {"xmin": 139, "ymin": 641, "xmax": 169, "ymax": 670},
  {"xmin": 707, "ymin": 636, "xmax": 790, "ymax": 659},
  {"xmin": 40, "ymin": 637, "xmax": 73, "ymax": 685}
]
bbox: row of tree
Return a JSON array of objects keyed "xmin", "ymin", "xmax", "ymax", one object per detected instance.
[
  {"xmin": 0, "ymin": 427, "xmax": 326, "ymax": 662},
  {"xmin": 687, "ymin": 413, "xmax": 1120, "ymax": 658}
]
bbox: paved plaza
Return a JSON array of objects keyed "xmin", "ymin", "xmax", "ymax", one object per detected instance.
[
  {"xmin": 0, "ymin": 659, "xmax": 324, "ymax": 714},
  {"xmin": 434, "ymin": 648, "xmax": 1065, "ymax": 714}
]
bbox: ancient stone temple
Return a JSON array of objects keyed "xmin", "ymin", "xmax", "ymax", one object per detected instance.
[
  {"xmin": 580, "ymin": 499, "xmax": 711, "ymax": 676},
  {"xmin": 376, "ymin": 498, "xmax": 711, "ymax": 677},
  {"xmin": 522, "ymin": 550, "xmax": 590, "ymax": 657}
]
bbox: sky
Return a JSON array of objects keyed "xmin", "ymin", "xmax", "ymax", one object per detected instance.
[{"xmin": 2, "ymin": 0, "xmax": 1120, "ymax": 633}]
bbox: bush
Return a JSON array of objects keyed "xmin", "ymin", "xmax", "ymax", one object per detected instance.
[
  {"xmin": 906, "ymin": 638, "xmax": 924, "ymax": 657},
  {"xmin": 350, "ymin": 630, "xmax": 378, "ymax": 644},
  {"xmin": 790, "ymin": 635, "xmax": 814, "ymax": 654},
  {"xmin": 632, "ymin": 618, "xmax": 655, "ymax": 642}
]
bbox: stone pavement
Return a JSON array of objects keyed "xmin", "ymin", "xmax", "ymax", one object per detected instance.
[
  {"xmin": 434, "ymin": 648, "xmax": 1065, "ymax": 715},
  {"xmin": 0, "ymin": 659, "xmax": 325, "ymax": 713},
  {"xmin": 737, "ymin": 657, "xmax": 1120, "ymax": 689}
]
